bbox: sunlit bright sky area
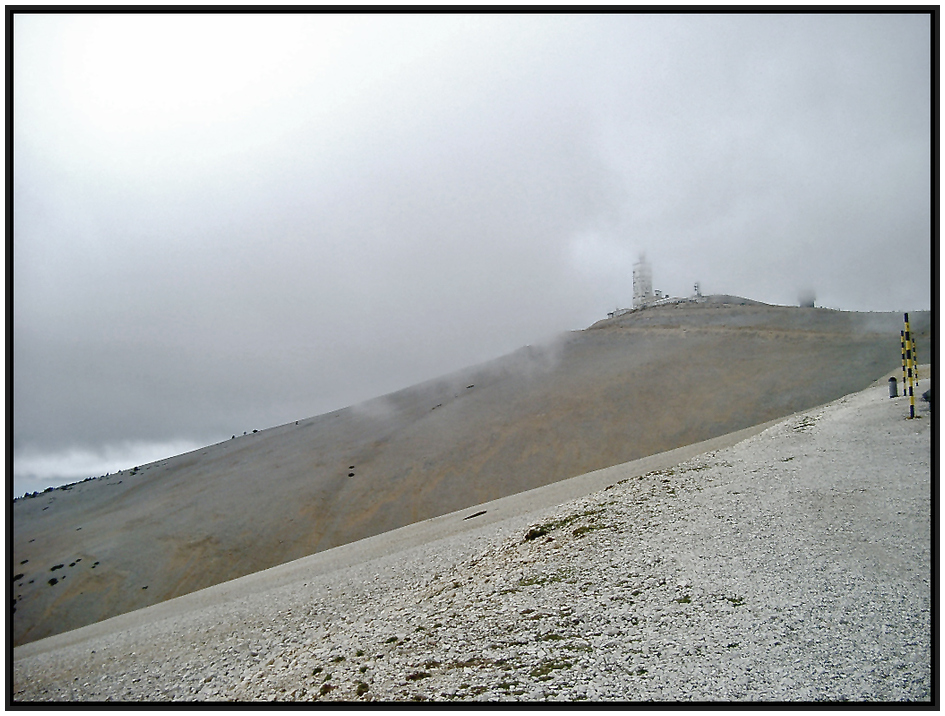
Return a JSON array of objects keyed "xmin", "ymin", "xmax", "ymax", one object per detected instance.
[{"xmin": 13, "ymin": 13, "xmax": 932, "ymax": 495}]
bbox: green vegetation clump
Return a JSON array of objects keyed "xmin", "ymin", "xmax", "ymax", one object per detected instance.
[
  {"xmin": 529, "ymin": 658, "xmax": 572, "ymax": 680},
  {"xmin": 524, "ymin": 526, "xmax": 548, "ymax": 541},
  {"xmin": 524, "ymin": 508, "xmax": 605, "ymax": 542}
]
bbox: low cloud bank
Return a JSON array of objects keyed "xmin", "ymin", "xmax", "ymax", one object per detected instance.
[{"xmin": 13, "ymin": 440, "xmax": 207, "ymax": 496}]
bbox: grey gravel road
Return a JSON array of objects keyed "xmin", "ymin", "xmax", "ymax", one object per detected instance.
[{"xmin": 13, "ymin": 372, "xmax": 932, "ymax": 703}]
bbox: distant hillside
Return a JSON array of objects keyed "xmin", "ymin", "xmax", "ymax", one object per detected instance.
[{"xmin": 12, "ymin": 299, "xmax": 931, "ymax": 645}]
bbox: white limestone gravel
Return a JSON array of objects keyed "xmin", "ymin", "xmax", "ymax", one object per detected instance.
[{"xmin": 13, "ymin": 375, "xmax": 931, "ymax": 703}]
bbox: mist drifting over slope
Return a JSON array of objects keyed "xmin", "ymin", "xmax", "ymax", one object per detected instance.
[{"xmin": 13, "ymin": 13, "xmax": 932, "ymax": 494}]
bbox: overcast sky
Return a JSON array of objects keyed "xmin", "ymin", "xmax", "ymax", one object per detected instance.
[{"xmin": 13, "ymin": 13, "xmax": 932, "ymax": 495}]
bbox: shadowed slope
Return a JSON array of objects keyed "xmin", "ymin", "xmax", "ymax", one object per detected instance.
[{"xmin": 12, "ymin": 300, "xmax": 930, "ymax": 645}]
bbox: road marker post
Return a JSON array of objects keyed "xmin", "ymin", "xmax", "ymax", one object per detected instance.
[
  {"xmin": 911, "ymin": 323, "xmax": 919, "ymax": 384},
  {"xmin": 904, "ymin": 313, "xmax": 916, "ymax": 419},
  {"xmin": 901, "ymin": 330, "xmax": 908, "ymax": 394}
]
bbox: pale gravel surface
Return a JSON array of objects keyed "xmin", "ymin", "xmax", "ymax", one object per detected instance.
[{"xmin": 13, "ymin": 375, "xmax": 932, "ymax": 703}]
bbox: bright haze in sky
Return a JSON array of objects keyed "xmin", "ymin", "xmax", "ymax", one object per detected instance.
[{"xmin": 13, "ymin": 13, "xmax": 932, "ymax": 496}]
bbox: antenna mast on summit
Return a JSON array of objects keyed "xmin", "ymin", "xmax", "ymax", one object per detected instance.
[{"xmin": 633, "ymin": 255, "xmax": 653, "ymax": 309}]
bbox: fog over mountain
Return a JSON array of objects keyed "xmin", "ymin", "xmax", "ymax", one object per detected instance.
[{"xmin": 13, "ymin": 13, "xmax": 932, "ymax": 495}]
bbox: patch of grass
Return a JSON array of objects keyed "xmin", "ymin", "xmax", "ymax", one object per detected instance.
[
  {"xmin": 529, "ymin": 658, "xmax": 572, "ymax": 680},
  {"xmin": 384, "ymin": 636, "xmax": 399, "ymax": 644},
  {"xmin": 725, "ymin": 596, "xmax": 745, "ymax": 607},
  {"xmin": 356, "ymin": 682, "xmax": 369, "ymax": 696},
  {"xmin": 406, "ymin": 671, "xmax": 430, "ymax": 681},
  {"xmin": 319, "ymin": 683, "xmax": 334, "ymax": 696},
  {"xmin": 675, "ymin": 595, "xmax": 692, "ymax": 604},
  {"xmin": 332, "ymin": 655, "xmax": 345, "ymax": 663},
  {"xmin": 359, "ymin": 665, "xmax": 368, "ymax": 674},
  {"xmin": 356, "ymin": 649, "xmax": 364, "ymax": 656},
  {"xmin": 519, "ymin": 567, "xmax": 574, "ymax": 587},
  {"xmin": 524, "ymin": 509, "xmax": 605, "ymax": 542},
  {"xmin": 449, "ymin": 657, "xmax": 491, "ymax": 669},
  {"xmin": 313, "ymin": 667, "xmax": 323, "ymax": 675},
  {"xmin": 540, "ymin": 633, "xmax": 564, "ymax": 641},
  {"xmin": 524, "ymin": 526, "xmax": 548, "ymax": 541}
]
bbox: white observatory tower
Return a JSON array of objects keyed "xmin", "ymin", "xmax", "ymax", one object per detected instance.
[{"xmin": 633, "ymin": 255, "xmax": 653, "ymax": 308}]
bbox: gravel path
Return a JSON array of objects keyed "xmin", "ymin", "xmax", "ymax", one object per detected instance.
[{"xmin": 13, "ymin": 375, "xmax": 932, "ymax": 703}]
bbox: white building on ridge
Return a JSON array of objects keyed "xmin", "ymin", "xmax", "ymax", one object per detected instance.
[
  {"xmin": 632, "ymin": 255, "xmax": 653, "ymax": 309},
  {"xmin": 607, "ymin": 256, "xmax": 704, "ymax": 318}
]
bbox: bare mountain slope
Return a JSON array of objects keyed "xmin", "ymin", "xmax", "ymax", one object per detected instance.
[{"xmin": 12, "ymin": 300, "xmax": 930, "ymax": 645}]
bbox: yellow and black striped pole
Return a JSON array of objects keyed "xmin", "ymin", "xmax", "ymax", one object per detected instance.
[
  {"xmin": 901, "ymin": 329, "xmax": 908, "ymax": 393},
  {"xmin": 912, "ymin": 322, "xmax": 919, "ymax": 384},
  {"xmin": 904, "ymin": 313, "xmax": 916, "ymax": 419}
]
